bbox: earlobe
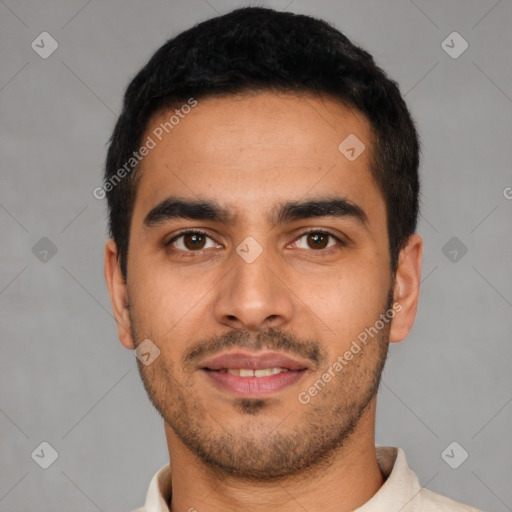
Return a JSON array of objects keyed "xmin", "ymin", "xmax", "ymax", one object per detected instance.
[
  {"xmin": 104, "ymin": 239, "xmax": 135, "ymax": 349},
  {"xmin": 389, "ymin": 233, "xmax": 423, "ymax": 343}
]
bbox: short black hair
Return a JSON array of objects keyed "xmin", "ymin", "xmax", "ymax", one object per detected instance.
[{"xmin": 104, "ymin": 6, "xmax": 420, "ymax": 281}]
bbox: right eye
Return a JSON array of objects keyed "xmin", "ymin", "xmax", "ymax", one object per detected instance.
[{"xmin": 165, "ymin": 230, "xmax": 220, "ymax": 253}]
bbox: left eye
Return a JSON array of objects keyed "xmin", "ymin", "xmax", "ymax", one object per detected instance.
[{"xmin": 292, "ymin": 231, "xmax": 339, "ymax": 251}]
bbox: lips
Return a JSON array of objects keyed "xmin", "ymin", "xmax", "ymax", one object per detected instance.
[
  {"xmin": 200, "ymin": 351, "xmax": 309, "ymax": 372},
  {"xmin": 199, "ymin": 350, "xmax": 310, "ymax": 397}
]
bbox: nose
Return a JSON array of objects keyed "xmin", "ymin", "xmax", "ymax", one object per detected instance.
[{"xmin": 213, "ymin": 244, "xmax": 295, "ymax": 332}]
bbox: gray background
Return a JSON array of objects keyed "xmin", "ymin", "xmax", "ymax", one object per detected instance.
[{"xmin": 1, "ymin": 0, "xmax": 511, "ymax": 511}]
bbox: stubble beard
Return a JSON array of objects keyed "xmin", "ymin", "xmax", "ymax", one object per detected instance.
[{"xmin": 130, "ymin": 293, "xmax": 392, "ymax": 482}]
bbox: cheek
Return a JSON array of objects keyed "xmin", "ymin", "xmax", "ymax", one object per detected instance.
[
  {"xmin": 127, "ymin": 257, "xmax": 217, "ymax": 356},
  {"xmin": 294, "ymin": 261, "xmax": 390, "ymax": 348},
  {"xmin": 129, "ymin": 248, "xmax": 198, "ymax": 315}
]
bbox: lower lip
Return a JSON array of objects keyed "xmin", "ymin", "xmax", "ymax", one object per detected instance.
[{"xmin": 201, "ymin": 369, "xmax": 306, "ymax": 397}]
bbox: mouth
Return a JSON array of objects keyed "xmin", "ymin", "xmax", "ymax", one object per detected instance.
[
  {"xmin": 213, "ymin": 367, "xmax": 292, "ymax": 376},
  {"xmin": 199, "ymin": 350, "xmax": 310, "ymax": 397}
]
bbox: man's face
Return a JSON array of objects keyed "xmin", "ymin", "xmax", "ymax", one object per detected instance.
[{"xmin": 121, "ymin": 92, "xmax": 397, "ymax": 479}]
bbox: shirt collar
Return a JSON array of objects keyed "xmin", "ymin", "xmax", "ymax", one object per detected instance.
[
  {"xmin": 356, "ymin": 446, "xmax": 421, "ymax": 510},
  {"xmin": 141, "ymin": 446, "xmax": 419, "ymax": 512}
]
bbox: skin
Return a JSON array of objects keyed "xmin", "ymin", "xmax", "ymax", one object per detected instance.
[{"xmin": 105, "ymin": 91, "xmax": 422, "ymax": 512}]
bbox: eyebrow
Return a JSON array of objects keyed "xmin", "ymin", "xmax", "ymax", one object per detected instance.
[{"xmin": 143, "ymin": 195, "xmax": 369, "ymax": 229}]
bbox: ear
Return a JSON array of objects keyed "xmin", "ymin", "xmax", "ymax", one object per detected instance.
[
  {"xmin": 104, "ymin": 239, "xmax": 135, "ymax": 349},
  {"xmin": 389, "ymin": 233, "xmax": 423, "ymax": 343}
]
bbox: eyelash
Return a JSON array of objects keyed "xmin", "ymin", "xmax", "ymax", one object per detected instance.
[{"xmin": 164, "ymin": 228, "xmax": 346, "ymax": 257}]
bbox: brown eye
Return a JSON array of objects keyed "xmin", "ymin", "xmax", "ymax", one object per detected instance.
[
  {"xmin": 183, "ymin": 233, "xmax": 206, "ymax": 250},
  {"xmin": 167, "ymin": 230, "xmax": 217, "ymax": 252},
  {"xmin": 306, "ymin": 232, "xmax": 329, "ymax": 249},
  {"xmin": 293, "ymin": 231, "xmax": 339, "ymax": 251}
]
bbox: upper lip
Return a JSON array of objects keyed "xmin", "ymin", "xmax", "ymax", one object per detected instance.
[{"xmin": 200, "ymin": 350, "xmax": 310, "ymax": 371}]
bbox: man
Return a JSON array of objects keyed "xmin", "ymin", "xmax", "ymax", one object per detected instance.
[{"xmin": 103, "ymin": 6, "xmax": 480, "ymax": 512}]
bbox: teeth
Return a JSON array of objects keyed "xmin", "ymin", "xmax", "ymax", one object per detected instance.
[
  {"xmin": 255, "ymin": 368, "xmax": 272, "ymax": 377},
  {"xmin": 224, "ymin": 368, "xmax": 289, "ymax": 377}
]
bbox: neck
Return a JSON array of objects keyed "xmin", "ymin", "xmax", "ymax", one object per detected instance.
[{"xmin": 165, "ymin": 399, "xmax": 385, "ymax": 512}]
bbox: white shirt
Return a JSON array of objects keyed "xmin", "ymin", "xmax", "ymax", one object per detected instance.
[{"xmin": 133, "ymin": 446, "xmax": 481, "ymax": 511}]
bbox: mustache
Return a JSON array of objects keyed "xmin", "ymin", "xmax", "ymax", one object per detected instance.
[{"xmin": 182, "ymin": 327, "xmax": 327, "ymax": 370}]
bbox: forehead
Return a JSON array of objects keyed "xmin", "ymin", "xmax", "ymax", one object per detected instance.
[{"xmin": 131, "ymin": 91, "xmax": 384, "ymax": 228}]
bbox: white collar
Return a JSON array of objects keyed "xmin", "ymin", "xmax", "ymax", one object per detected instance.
[{"xmin": 136, "ymin": 446, "xmax": 479, "ymax": 512}]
